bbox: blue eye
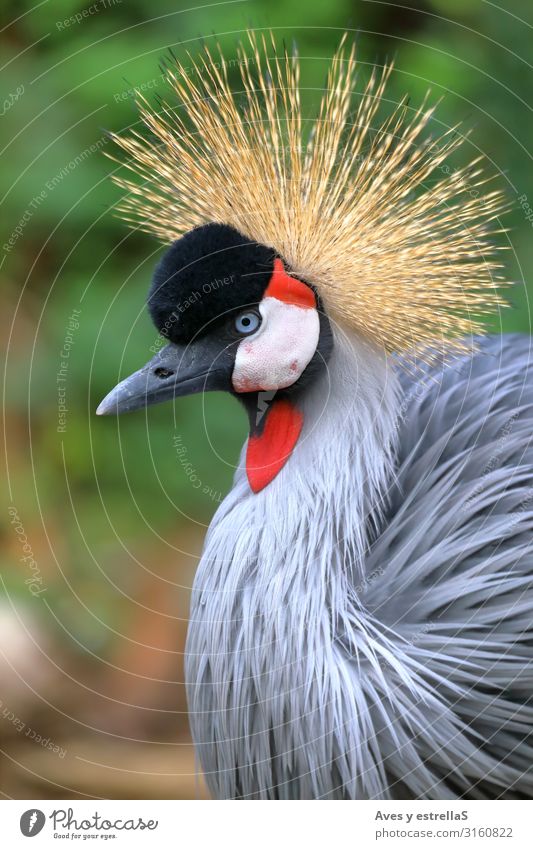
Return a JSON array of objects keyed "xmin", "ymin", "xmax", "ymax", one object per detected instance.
[{"xmin": 234, "ymin": 310, "xmax": 261, "ymax": 335}]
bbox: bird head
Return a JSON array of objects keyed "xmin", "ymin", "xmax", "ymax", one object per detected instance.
[
  {"xmin": 97, "ymin": 31, "xmax": 507, "ymax": 491},
  {"xmin": 97, "ymin": 222, "xmax": 333, "ymax": 491}
]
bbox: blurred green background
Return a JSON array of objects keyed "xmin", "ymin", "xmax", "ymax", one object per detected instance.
[{"xmin": 1, "ymin": 0, "xmax": 532, "ymax": 798}]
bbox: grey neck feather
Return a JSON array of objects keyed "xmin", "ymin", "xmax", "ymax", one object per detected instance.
[{"xmin": 186, "ymin": 329, "xmax": 401, "ymax": 798}]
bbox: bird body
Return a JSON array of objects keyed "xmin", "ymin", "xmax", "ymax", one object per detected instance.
[
  {"xmin": 186, "ymin": 333, "xmax": 533, "ymax": 799},
  {"xmin": 97, "ymin": 32, "xmax": 532, "ymax": 800}
]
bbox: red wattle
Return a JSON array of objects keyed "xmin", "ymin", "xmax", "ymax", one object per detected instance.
[{"xmin": 246, "ymin": 399, "xmax": 303, "ymax": 493}]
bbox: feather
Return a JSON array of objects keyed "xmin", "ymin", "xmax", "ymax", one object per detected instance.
[
  {"xmin": 108, "ymin": 31, "xmax": 509, "ymax": 359},
  {"xmin": 186, "ymin": 332, "xmax": 533, "ymax": 799}
]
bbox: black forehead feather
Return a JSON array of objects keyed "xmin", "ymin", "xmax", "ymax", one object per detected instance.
[{"xmin": 148, "ymin": 223, "xmax": 276, "ymax": 343}]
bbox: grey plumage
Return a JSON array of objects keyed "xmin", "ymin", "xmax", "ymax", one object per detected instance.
[{"xmin": 186, "ymin": 333, "xmax": 533, "ymax": 800}]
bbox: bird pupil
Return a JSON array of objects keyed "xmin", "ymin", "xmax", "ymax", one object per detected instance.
[{"xmin": 242, "ymin": 317, "xmax": 250, "ymax": 326}]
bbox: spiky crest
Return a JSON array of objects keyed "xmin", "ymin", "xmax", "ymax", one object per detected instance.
[{"xmin": 110, "ymin": 31, "xmax": 508, "ymax": 355}]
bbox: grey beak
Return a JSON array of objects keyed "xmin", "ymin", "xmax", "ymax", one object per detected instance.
[{"xmin": 96, "ymin": 341, "xmax": 231, "ymax": 416}]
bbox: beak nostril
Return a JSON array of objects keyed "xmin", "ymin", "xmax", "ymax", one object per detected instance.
[{"xmin": 154, "ymin": 367, "xmax": 174, "ymax": 379}]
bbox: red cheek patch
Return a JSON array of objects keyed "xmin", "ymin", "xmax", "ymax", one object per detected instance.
[
  {"xmin": 246, "ymin": 399, "xmax": 303, "ymax": 493},
  {"xmin": 264, "ymin": 258, "xmax": 316, "ymax": 309}
]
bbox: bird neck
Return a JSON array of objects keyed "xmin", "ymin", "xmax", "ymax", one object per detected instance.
[
  {"xmin": 186, "ymin": 330, "xmax": 401, "ymax": 800},
  {"xmin": 292, "ymin": 327, "xmax": 400, "ymax": 581},
  {"xmin": 201, "ymin": 329, "xmax": 400, "ymax": 598}
]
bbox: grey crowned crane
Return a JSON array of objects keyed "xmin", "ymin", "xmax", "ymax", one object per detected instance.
[{"xmin": 97, "ymin": 33, "xmax": 533, "ymax": 799}]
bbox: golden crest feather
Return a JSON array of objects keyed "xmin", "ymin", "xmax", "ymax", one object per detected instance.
[{"xmin": 110, "ymin": 30, "xmax": 508, "ymax": 354}]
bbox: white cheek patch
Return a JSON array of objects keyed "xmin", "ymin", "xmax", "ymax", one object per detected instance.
[{"xmin": 232, "ymin": 297, "xmax": 320, "ymax": 393}]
